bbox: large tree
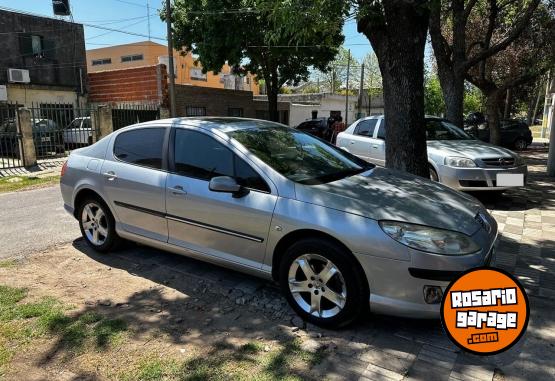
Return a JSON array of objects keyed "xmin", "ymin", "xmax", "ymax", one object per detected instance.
[
  {"xmin": 429, "ymin": 0, "xmax": 541, "ymax": 129},
  {"xmin": 357, "ymin": 0, "xmax": 430, "ymax": 177},
  {"xmin": 165, "ymin": 0, "xmax": 347, "ymax": 122},
  {"xmin": 464, "ymin": 1, "xmax": 554, "ymax": 144}
]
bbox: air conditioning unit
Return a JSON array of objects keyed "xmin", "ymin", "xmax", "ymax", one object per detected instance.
[{"xmin": 7, "ymin": 69, "xmax": 31, "ymax": 84}]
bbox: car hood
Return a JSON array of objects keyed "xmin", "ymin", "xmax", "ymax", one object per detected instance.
[
  {"xmin": 294, "ymin": 167, "xmax": 483, "ymax": 235},
  {"xmin": 427, "ymin": 139, "xmax": 518, "ymax": 159}
]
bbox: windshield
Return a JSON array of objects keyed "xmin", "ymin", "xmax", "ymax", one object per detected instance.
[
  {"xmin": 426, "ymin": 120, "xmax": 473, "ymax": 141},
  {"xmin": 229, "ymin": 126, "xmax": 373, "ymax": 185}
]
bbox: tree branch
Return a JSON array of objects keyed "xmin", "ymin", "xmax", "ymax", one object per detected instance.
[
  {"xmin": 429, "ymin": 1, "xmax": 452, "ymax": 67},
  {"xmin": 463, "ymin": 0, "xmax": 479, "ymax": 22},
  {"xmin": 464, "ymin": 0, "xmax": 541, "ymax": 70}
]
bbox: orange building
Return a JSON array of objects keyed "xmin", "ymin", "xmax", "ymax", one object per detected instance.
[{"xmin": 86, "ymin": 41, "xmax": 259, "ymax": 95}]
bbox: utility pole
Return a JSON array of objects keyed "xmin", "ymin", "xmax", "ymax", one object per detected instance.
[
  {"xmin": 344, "ymin": 49, "xmax": 351, "ymax": 125},
  {"xmin": 166, "ymin": 0, "xmax": 176, "ymax": 117},
  {"xmin": 147, "ymin": 0, "xmax": 151, "ymax": 41},
  {"xmin": 358, "ymin": 63, "xmax": 365, "ymax": 117}
]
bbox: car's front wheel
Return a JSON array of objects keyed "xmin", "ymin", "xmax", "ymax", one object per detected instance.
[
  {"xmin": 279, "ymin": 238, "xmax": 368, "ymax": 328},
  {"xmin": 514, "ymin": 138, "xmax": 528, "ymax": 151},
  {"xmin": 78, "ymin": 198, "xmax": 120, "ymax": 252}
]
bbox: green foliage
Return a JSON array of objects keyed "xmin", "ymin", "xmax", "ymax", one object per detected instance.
[
  {"xmin": 168, "ymin": 0, "xmax": 348, "ymax": 99},
  {"xmin": 424, "ymin": 75, "xmax": 445, "ymax": 116},
  {"xmin": 463, "ymin": 85, "xmax": 485, "ymax": 114}
]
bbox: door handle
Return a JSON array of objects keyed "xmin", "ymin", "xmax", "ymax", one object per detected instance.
[
  {"xmin": 349, "ymin": 140, "xmax": 355, "ymax": 144},
  {"xmin": 103, "ymin": 171, "xmax": 117, "ymax": 180},
  {"xmin": 372, "ymin": 145, "xmax": 379, "ymax": 149},
  {"xmin": 169, "ymin": 185, "xmax": 187, "ymax": 195}
]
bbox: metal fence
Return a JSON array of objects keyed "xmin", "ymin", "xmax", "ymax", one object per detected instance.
[
  {"xmin": 29, "ymin": 102, "xmax": 98, "ymax": 160},
  {"xmin": 1, "ymin": 102, "xmax": 161, "ymax": 169},
  {"xmin": 0, "ymin": 102, "xmax": 23, "ymax": 170},
  {"xmin": 112, "ymin": 103, "xmax": 160, "ymax": 131}
]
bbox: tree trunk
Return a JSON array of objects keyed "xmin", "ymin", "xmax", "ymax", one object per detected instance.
[
  {"xmin": 503, "ymin": 88, "xmax": 512, "ymax": 119},
  {"xmin": 266, "ymin": 87, "xmax": 279, "ymax": 122},
  {"xmin": 359, "ymin": 1, "xmax": 430, "ymax": 178},
  {"xmin": 265, "ymin": 69, "xmax": 280, "ymax": 122},
  {"xmin": 485, "ymin": 90, "xmax": 502, "ymax": 145},
  {"xmin": 438, "ymin": 69, "xmax": 465, "ymax": 127}
]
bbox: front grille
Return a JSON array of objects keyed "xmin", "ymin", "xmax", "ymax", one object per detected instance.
[
  {"xmin": 481, "ymin": 157, "xmax": 515, "ymax": 168},
  {"xmin": 460, "ymin": 180, "xmax": 488, "ymax": 187}
]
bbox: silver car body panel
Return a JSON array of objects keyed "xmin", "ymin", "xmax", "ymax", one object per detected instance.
[
  {"xmin": 61, "ymin": 117, "xmax": 498, "ymax": 319},
  {"xmin": 337, "ymin": 116, "xmax": 527, "ymax": 191}
]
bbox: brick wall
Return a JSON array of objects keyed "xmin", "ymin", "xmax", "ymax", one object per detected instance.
[
  {"xmin": 175, "ymin": 85, "xmax": 290, "ymax": 124},
  {"xmin": 88, "ymin": 64, "xmax": 168, "ymax": 105}
]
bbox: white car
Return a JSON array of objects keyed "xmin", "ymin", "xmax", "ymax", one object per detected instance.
[
  {"xmin": 336, "ymin": 115, "xmax": 527, "ymax": 192},
  {"xmin": 63, "ymin": 117, "xmax": 92, "ymax": 147}
]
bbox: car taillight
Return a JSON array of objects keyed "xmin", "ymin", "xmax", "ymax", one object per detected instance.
[{"xmin": 61, "ymin": 161, "xmax": 68, "ymax": 177}]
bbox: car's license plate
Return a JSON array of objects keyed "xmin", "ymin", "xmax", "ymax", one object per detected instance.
[
  {"xmin": 496, "ymin": 173, "xmax": 524, "ymax": 186},
  {"xmin": 41, "ymin": 137, "xmax": 51, "ymax": 142}
]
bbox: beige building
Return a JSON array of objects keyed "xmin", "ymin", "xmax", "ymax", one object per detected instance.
[{"xmin": 86, "ymin": 41, "xmax": 259, "ymax": 95}]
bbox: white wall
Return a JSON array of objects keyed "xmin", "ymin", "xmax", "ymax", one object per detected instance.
[
  {"xmin": 289, "ymin": 96, "xmax": 359, "ymax": 127},
  {"xmin": 7, "ymin": 86, "xmax": 79, "ymax": 108}
]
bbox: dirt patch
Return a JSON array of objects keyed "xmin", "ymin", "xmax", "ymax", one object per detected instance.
[{"xmin": 0, "ymin": 242, "xmax": 329, "ymax": 380}]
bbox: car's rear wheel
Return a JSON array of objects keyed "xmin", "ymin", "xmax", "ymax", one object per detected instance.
[
  {"xmin": 429, "ymin": 166, "xmax": 439, "ymax": 182},
  {"xmin": 78, "ymin": 198, "xmax": 120, "ymax": 252},
  {"xmin": 279, "ymin": 238, "xmax": 368, "ymax": 328},
  {"xmin": 514, "ymin": 138, "xmax": 527, "ymax": 151}
]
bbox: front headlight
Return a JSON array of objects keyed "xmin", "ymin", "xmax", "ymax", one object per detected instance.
[
  {"xmin": 379, "ymin": 221, "xmax": 480, "ymax": 255},
  {"xmin": 444, "ymin": 156, "xmax": 476, "ymax": 168}
]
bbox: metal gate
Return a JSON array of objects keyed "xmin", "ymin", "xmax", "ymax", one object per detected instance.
[
  {"xmin": 29, "ymin": 103, "xmax": 98, "ymax": 160},
  {"xmin": 111, "ymin": 103, "xmax": 160, "ymax": 131},
  {"xmin": 0, "ymin": 102, "xmax": 23, "ymax": 170}
]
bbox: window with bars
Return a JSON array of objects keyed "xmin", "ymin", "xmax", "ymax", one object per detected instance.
[
  {"xmin": 92, "ymin": 58, "xmax": 112, "ymax": 66},
  {"xmin": 228, "ymin": 108, "xmax": 244, "ymax": 117},
  {"xmin": 121, "ymin": 54, "xmax": 143, "ymax": 63},
  {"xmin": 185, "ymin": 106, "xmax": 207, "ymax": 117}
]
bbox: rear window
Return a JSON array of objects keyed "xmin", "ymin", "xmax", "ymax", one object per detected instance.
[{"xmin": 114, "ymin": 128, "xmax": 165, "ymax": 169}]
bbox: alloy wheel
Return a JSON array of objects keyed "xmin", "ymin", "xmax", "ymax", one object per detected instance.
[
  {"xmin": 288, "ymin": 254, "xmax": 347, "ymax": 318},
  {"xmin": 515, "ymin": 139, "xmax": 527, "ymax": 151},
  {"xmin": 81, "ymin": 202, "xmax": 108, "ymax": 246}
]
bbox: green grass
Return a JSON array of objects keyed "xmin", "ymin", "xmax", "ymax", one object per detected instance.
[
  {"xmin": 123, "ymin": 339, "xmax": 324, "ymax": 381},
  {"xmin": 0, "ymin": 175, "xmax": 60, "ymax": 193},
  {"xmin": 0, "ymin": 285, "xmax": 127, "ymax": 376},
  {"xmin": 0, "ymin": 259, "xmax": 17, "ymax": 269}
]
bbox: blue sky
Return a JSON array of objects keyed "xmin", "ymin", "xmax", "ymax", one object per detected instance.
[{"xmin": 0, "ymin": 0, "xmax": 372, "ymax": 61}]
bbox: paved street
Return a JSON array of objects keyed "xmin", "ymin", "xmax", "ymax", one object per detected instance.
[
  {"xmin": 0, "ymin": 147, "xmax": 554, "ymax": 380},
  {"xmin": 0, "ymin": 185, "xmax": 80, "ymax": 258}
]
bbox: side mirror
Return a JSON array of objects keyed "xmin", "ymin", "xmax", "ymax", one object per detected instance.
[{"xmin": 209, "ymin": 176, "xmax": 249, "ymax": 198}]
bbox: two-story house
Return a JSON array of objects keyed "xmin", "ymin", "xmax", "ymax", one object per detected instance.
[
  {"xmin": 86, "ymin": 41, "xmax": 259, "ymax": 95},
  {"xmin": 0, "ymin": 9, "xmax": 87, "ymax": 108}
]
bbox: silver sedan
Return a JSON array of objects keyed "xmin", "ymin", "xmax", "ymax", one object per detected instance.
[
  {"xmin": 60, "ymin": 118, "xmax": 497, "ymax": 327},
  {"xmin": 336, "ymin": 116, "xmax": 527, "ymax": 192}
]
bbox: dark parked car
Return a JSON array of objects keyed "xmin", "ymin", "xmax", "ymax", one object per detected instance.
[
  {"xmin": 464, "ymin": 113, "xmax": 533, "ymax": 150},
  {"xmin": 0, "ymin": 118, "xmax": 64, "ymax": 158},
  {"xmin": 295, "ymin": 117, "xmax": 332, "ymax": 141}
]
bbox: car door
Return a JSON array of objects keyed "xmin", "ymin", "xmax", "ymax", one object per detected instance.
[
  {"xmin": 100, "ymin": 126, "xmax": 169, "ymax": 242},
  {"xmin": 165, "ymin": 128, "xmax": 278, "ymax": 269},
  {"xmin": 371, "ymin": 119, "xmax": 386, "ymax": 166},
  {"xmin": 347, "ymin": 119, "xmax": 378, "ymax": 162}
]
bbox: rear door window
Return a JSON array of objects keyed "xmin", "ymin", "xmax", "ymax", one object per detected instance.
[
  {"xmin": 113, "ymin": 128, "xmax": 166, "ymax": 169},
  {"xmin": 355, "ymin": 119, "xmax": 377, "ymax": 137}
]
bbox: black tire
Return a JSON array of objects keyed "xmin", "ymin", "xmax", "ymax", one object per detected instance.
[
  {"xmin": 514, "ymin": 138, "xmax": 527, "ymax": 151},
  {"xmin": 279, "ymin": 238, "xmax": 369, "ymax": 328},
  {"xmin": 77, "ymin": 197, "xmax": 121, "ymax": 253},
  {"xmin": 429, "ymin": 166, "xmax": 439, "ymax": 182}
]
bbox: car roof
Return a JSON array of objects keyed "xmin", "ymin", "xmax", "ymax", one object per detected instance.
[{"xmin": 124, "ymin": 117, "xmax": 287, "ymax": 134}]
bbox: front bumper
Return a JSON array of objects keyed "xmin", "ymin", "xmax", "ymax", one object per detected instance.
[
  {"xmin": 437, "ymin": 164, "xmax": 527, "ymax": 191},
  {"xmin": 357, "ymin": 216, "xmax": 498, "ymax": 319}
]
